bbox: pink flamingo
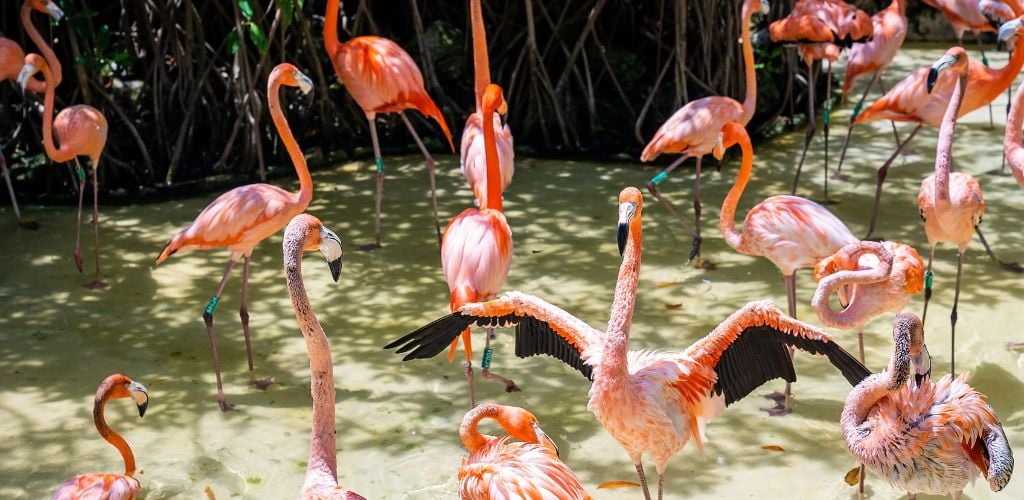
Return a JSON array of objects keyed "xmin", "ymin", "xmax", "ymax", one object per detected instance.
[
  {"xmin": 282, "ymin": 214, "xmax": 365, "ymax": 500},
  {"xmin": 324, "ymin": 0, "xmax": 454, "ymax": 250},
  {"xmin": 716, "ymin": 120, "xmax": 858, "ymax": 414},
  {"xmin": 1003, "ymin": 80, "xmax": 1024, "ymax": 186},
  {"xmin": 441, "ymin": 84, "xmax": 517, "ymax": 407},
  {"xmin": 812, "ymin": 240, "xmax": 924, "ymax": 362},
  {"xmin": 1, "ymin": 33, "xmax": 48, "ymax": 229},
  {"xmin": 640, "ymin": 0, "xmax": 766, "ymax": 264},
  {"xmin": 458, "ymin": 403, "xmax": 588, "ymax": 499},
  {"xmin": 923, "ymin": 0, "xmax": 1022, "ymax": 65},
  {"xmin": 842, "ymin": 313, "xmax": 1014, "ymax": 499},
  {"xmin": 155, "ymin": 63, "xmax": 314, "ymax": 411},
  {"xmin": 52, "ymin": 373, "xmax": 149, "ymax": 500},
  {"xmin": 459, "ymin": 0, "xmax": 513, "ymax": 209},
  {"xmin": 387, "ymin": 186, "xmax": 870, "ymax": 500}
]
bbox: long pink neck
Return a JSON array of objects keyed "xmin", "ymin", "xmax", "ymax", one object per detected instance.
[
  {"xmin": 324, "ymin": 0, "xmax": 342, "ymax": 53},
  {"xmin": 21, "ymin": 1, "xmax": 60, "ymax": 85},
  {"xmin": 459, "ymin": 404, "xmax": 501, "ymax": 453},
  {"xmin": 840, "ymin": 318, "xmax": 912, "ymax": 436},
  {"xmin": 284, "ymin": 231, "xmax": 338, "ymax": 490},
  {"xmin": 935, "ymin": 70, "xmax": 968, "ymax": 204},
  {"xmin": 93, "ymin": 380, "xmax": 136, "ymax": 477},
  {"xmin": 268, "ymin": 79, "xmax": 313, "ymax": 209},
  {"xmin": 600, "ymin": 220, "xmax": 641, "ymax": 383},
  {"xmin": 1005, "ymin": 81, "xmax": 1024, "ymax": 183},
  {"xmin": 481, "ymin": 100, "xmax": 502, "ymax": 212},
  {"xmin": 811, "ymin": 243, "xmax": 893, "ymax": 330},
  {"xmin": 739, "ymin": 1, "xmax": 757, "ymax": 125},
  {"xmin": 719, "ymin": 130, "xmax": 753, "ymax": 252},
  {"xmin": 470, "ymin": 0, "xmax": 490, "ymax": 111},
  {"xmin": 37, "ymin": 61, "xmax": 71, "ymax": 162}
]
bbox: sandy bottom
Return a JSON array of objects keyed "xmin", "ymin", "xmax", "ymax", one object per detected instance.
[{"xmin": 1, "ymin": 45, "xmax": 1023, "ymax": 499}]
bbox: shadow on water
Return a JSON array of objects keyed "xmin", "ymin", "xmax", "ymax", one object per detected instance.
[{"xmin": 0, "ymin": 44, "xmax": 1023, "ymax": 499}]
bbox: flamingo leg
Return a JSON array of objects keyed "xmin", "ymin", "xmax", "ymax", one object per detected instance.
[
  {"xmin": 922, "ymin": 246, "xmax": 934, "ymax": 327},
  {"xmin": 72, "ymin": 159, "xmax": 86, "ymax": 274},
  {"xmin": 823, "ymin": 59, "xmax": 832, "ymax": 201},
  {"xmin": 362, "ymin": 116, "xmax": 384, "ymax": 251},
  {"xmin": 765, "ymin": 274, "xmax": 796, "ymax": 416},
  {"xmin": 857, "ymin": 327, "xmax": 865, "ymax": 364},
  {"xmin": 835, "ymin": 71, "xmax": 879, "ymax": 181},
  {"xmin": 1002, "ymin": 84, "xmax": 1012, "ymax": 174},
  {"xmin": 858, "ymin": 463, "xmax": 866, "ymax": 500},
  {"xmin": 974, "ymin": 225, "xmax": 1024, "ymax": 272},
  {"xmin": 691, "ymin": 156, "xmax": 704, "ymax": 263},
  {"xmin": 399, "ymin": 112, "xmax": 442, "ymax": 248},
  {"xmin": 657, "ymin": 473, "xmax": 665, "ymax": 500},
  {"xmin": 865, "ymin": 124, "xmax": 922, "ymax": 239},
  {"xmin": 480, "ymin": 326, "xmax": 521, "ymax": 393},
  {"xmin": 0, "ymin": 151, "xmax": 23, "ymax": 221},
  {"xmin": 645, "ymin": 156, "xmax": 698, "ymax": 256},
  {"xmin": 85, "ymin": 164, "xmax": 107, "ymax": 289},
  {"xmin": 950, "ymin": 250, "xmax": 963, "ymax": 377},
  {"xmin": 791, "ymin": 59, "xmax": 816, "ymax": 195},
  {"xmin": 875, "ymin": 76, "xmax": 900, "ymax": 145},
  {"xmin": 204, "ymin": 257, "xmax": 239, "ymax": 412},
  {"xmin": 634, "ymin": 461, "xmax": 652, "ymax": 500},
  {"xmin": 464, "ymin": 360, "xmax": 476, "ymax": 408},
  {"xmin": 976, "ymin": 32, "xmax": 994, "ymax": 129},
  {"xmin": 240, "ymin": 256, "xmax": 272, "ymax": 390}
]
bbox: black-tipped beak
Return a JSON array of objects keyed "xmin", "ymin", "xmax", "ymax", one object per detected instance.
[
  {"xmin": 137, "ymin": 399, "xmax": 148, "ymax": 417},
  {"xmin": 998, "ymin": 18, "xmax": 1022, "ymax": 50},
  {"xmin": 617, "ymin": 223, "xmax": 628, "ymax": 256},
  {"xmin": 926, "ymin": 67, "xmax": 939, "ymax": 94},
  {"xmin": 928, "ymin": 54, "xmax": 957, "ymax": 94},
  {"xmin": 328, "ymin": 258, "xmax": 342, "ymax": 283}
]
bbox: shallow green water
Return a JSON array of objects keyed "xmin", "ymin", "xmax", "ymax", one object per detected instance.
[{"xmin": 1, "ymin": 45, "xmax": 1023, "ymax": 499}]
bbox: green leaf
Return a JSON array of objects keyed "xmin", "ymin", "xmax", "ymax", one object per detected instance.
[
  {"xmin": 227, "ymin": 31, "xmax": 239, "ymax": 55},
  {"xmin": 239, "ymin": 0, "xmax": 254, "ymax": 20},
  {"xmin": 248, "ymin": 23, "xmax": 268, "ymax": 54},
  {"xmin": 279, "ymin": 0, "xmax": 294, "ymax": 28},
  {"xmin": 97, "ymin": 24, "xmax": 110, "ymax": 53}
]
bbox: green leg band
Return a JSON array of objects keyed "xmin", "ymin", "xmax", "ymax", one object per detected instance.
[
  {"xmin": 823, "ymin": 107, "xmax": 831, "ymax": 126},
  {"xmin": 481, "ymin": 347, "xmax": 494, "ymax": 369},
  {"xmin": 650, "ymin": 171, "xmax": 669, "ymax": 186},
  {"xmin": 982, "ymin": 55, "xmax": 990, "ymax": 67},
  {"xmin": 76, "ymin": 166, "xmax": 86, "ymax": 181},
  {"xmin": 925, "ymin": 270, "xmax": 933, "ymax": 289},
  {"xmin": 852, "ymin": 102, "xmax": 863, "ymax": 121},
  {"xmin": 375, "ymin": 157, "xmax": 384, "ymax": 173},
  {"xmin": 205, "ymin": 296, "xmax": 221, "ymax": 315}
]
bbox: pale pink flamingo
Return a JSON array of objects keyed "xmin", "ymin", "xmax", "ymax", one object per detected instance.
[
  {"xmin": 282, "ymin": 214, "xmax": 365, "ymax": 500},
  {"xmin": 387, "ymin": 186, "xmax": 870, "ymax": 500},
  {"xmin": 324, "ymin": 0, "xmax": 454, "ymax": 250},
  {"xmin": 52, "ymin": 373, "xmax": 149, "ymax": 500},
  {"xmin": 640, "ymin": 0, "xmax": 766, "ymax": 264},
  {"xmin": 716, "ymin": 120, "xmax": 858, "ymax": 414},
  {"xmin": 842, "ymin": 313, "xmax": 1014, "ymax": 499},
  {"xmin": 458, "ymin": 403, "xmax": 589, "ymax": 499},
  {"xmin": 459, "ymin": 0, "xmax": 513, "ymax": 209},
  {"xmin": 1003, "ymin": 80, "xmax": 1024, "ymax": 186},
  {"xmin": 812, "ymin": 240, "xmax": 924, "ymax": 362},
  {"xmin": 154, "ymin": 63, "xmax": 314, "ymax": 411},
  {"xmin": 442, "ymin": 84, "xmax": 517, "ymax": 407},
  {"xmin": 1, "ymin": 34, "xmax": 48, "ymax": 229}
]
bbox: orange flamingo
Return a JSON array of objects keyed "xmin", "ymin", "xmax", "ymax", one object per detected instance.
[
  {"xmin": 460, "ymin": 0, "xmax": 513, "ymax": 209},
  {"xmin": 716, "ymin": 120, "xmax": 858, "ymax": 414},
  {"xmin": 1003, "ymin": 80, "xmax": 1024, "ymax": 186},
  {"xmin": 387, "ymin": 186, "xmax": 870, "ymax": 500},
  {"xmin": 18, "ymin": 53, "xmax": 108, "ymax": 289},
  {"xmin": 640, "ymin": 0, "xmax": 766, "ymax": 264},
  {"xmin": 155, "ymin": 63, "xmax": 314, "ymax": 411},
  {"xmin": 770, "ymin": 0, "xmax": 873, "ymax": 197},
  {"xmin": 324, "ymin": 0, "xmax": 454, "ymax": 250},
  {"xmin": 282, "ymin": 214, "xmax": 365, "ymax": 500},
  {"xmin": 812, "ymin": 240, "xmax": 924, "ymax": 362},
  {"xmin": 52, "ymin": 373, "xmax": 149, "ymax": 500},
  {"xmin": 923, "ymin": 0, "xmax": 1022, "ymax": 62},
  {"xmin": 441, "ymin": 84, "xmax": 517, "ymax": 407},
  {"xmin": 458, "ymin": 403, "xmax": 588, "ymax": 499},
  {"xmin": 842, "ymin": 313, "xmax": 1014, "ymax": 499},
  {"xmin": 1, "ymin": 35, "xmax": 48, "ymax": 229},
  {"xmin": 836, "ymin": 18, "xmax": 1024, "ymax": 245}
]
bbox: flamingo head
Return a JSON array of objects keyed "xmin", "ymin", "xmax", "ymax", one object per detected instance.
[
  {"xmin": 617, "ymin": 187, "xmax": 643, "ymax": 256},
  {"xmin": 714, "ymin": 121, "xmax": 748, "ymax": 161},
  {"xmin": 927, "ymin": 47, "xmax": 968, "ymax": 94},
  {"xmin": 105, "ymin": 374, "xmax": 150, "ymax": 417},
  {"xmin": 318, "ymin": 226, "xmax": 344, "ymax": 282},
  {"xmin": 743, "ymin": 0, "xmax": 769, "ymax": 19},
  {"xmin": 482, "ymin": 84, "xmax": 508, "ymax": 117},
  {"xmin": 30, "ymin": 0, "xmax": 64, "ymax": 21},
  {"xmin": 271, "ymin": 63, "xmax": 314, "ymax": 95},
  {"xmin": 998, "ymin": 17, "xmax": 1024, "ymax": 52},
  {"xmin": 499, "ymin": 405, "xmax": 559, "ymax": 457},
  {"xmin": 17, "ymin": 53, "xmax": 47, "ymax": 93},
  {"xmin": 287, "ymin": 214, "xmax": 344, "ymax": 282}
]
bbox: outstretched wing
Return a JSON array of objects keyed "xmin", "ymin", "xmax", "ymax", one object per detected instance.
[
  {"xmin": 685, "ymin": 301, "xmax": 870, "ymax": 406},
  {"xmin": 384, "ymin": 291, "xmax": 602, "ymax": 380}
]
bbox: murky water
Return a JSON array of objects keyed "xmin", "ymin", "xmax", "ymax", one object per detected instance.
[{"xmin": 1, "ymin": 45, "xmax": 1023, "ymax": 499}]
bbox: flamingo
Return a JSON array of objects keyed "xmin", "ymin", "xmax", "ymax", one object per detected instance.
[
  {"xmin": 441, "ymin": 84, "xmax": 517, "ymax": 407},
  {"xmin": 770, "ymin": 0, "xmax": 873, "ymax": 197},
  {"xmin": 18, "ymin": 53, "xmax": 108, "ymax": 289},
  {"xmin": 835, "ymin": 17, "xmax": 1024, "ymax": 248},
  {"xmin": 460, "ymin": 0, "xmax": 513, "ymax": 209},
  {"xmin": 458, "ymin": 403, "xmax": 588, "ymax": 499},
  {"xmin": 1003, "ymin": 80, "xmax": 1024, "ymax": 186},
  {"xmin": 387, "ymin": 186, "xmax": 870, "ymax": 500},
  {"xmin": 640, "ymin": 0, "xmax": 767, "ymax": 265},
  {"xmin": 154, "ymin": 63, "xmax": 314, "ymax": 411},
  {"xmin": 281, "ymin": 214, "xmax": 365, "ymax": 500},
  {"xmin": 842, "ymin": 313, "xmax": 1015, "ymax": 499},
  {"xmin": 1, "ymin": 35, "xmax": 48, "ymax": 229},
  {"xmin": 812, "ymin": 240, "xmax": 924, "ymax": 362},
  {"xmin": 324, "ymin": 0, "xmax": 454, "ymax": 250},
  {"xmin": 716, "ymin": 120, "xmax": 858, "ymax": 414},
  {"xmin": 52, "ymin": 374, "xmax": 149, "ymax": 500}
]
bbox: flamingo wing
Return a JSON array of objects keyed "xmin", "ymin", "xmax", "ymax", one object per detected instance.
[
  {"xmin": 641, "ymin": 97, "xmax": 743, "ymax": 161},
  {"xmin": 684, "ymin": 301, "xmax": 870, "ymax": 405},
  {"xmin": 385, "ymin": 291, "xmax": 602, "ymax": 380},
  {"xmin": 459, "ymin": 438, "xmax": 590, "ymax": 499}
]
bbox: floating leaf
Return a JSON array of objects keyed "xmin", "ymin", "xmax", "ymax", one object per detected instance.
[
  {"xmin": 844, "ymin": 465, "xmax": 861, "ymax": 486},
  {"xmin": 761, "ymin": 444, "xmax": 785, "ymax": 452},
  {"xmin": 597, "ymin": 480, "xmax": 641, "ymax": 489},
  {"xmin": 664, "ymin": 303, "xmax": 682, "ymax": 310},
  {"xmin": 204, "ymin": 485, "xmax": 217, "ymax": 500},
  {"xmin": 656, "ymin": 281, "xmax": 677, "ymax": 288}
]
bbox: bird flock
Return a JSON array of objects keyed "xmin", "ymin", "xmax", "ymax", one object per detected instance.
[{"xmin": 2, "ymin": 0, "xmax": 1021, "ymax": 498}]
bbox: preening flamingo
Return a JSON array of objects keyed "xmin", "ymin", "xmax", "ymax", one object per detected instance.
[
  {"xmin": 1003, "ymin": 80, "xmax": 1024, "ymax": 186},
  {"xmin": 324, "ymin": 0, "xmax": 454, "ymax": 250},
  {"xmin": 52, "ymin": 374, "xmax": 149, "ymax": 500},
  {"xmin": 155, "ymin": 63, "xmax": 314, "ymax": 411},
  {"xmin": 836, "ymin": 17, "xmax": 1024, "ymax": 248},
  {"xmin": 842, "ymin": 313, "xmax": 1014, "ymax": 499},
  {"xmin": 458, "ymin": 403, "xmax": 588, "ymax": 499},
  {"xmin": 442, "ymin": 84, "xmax": 517, "ymax": 407},
  {"xmin": 716, "ymin": 120, "xmax": 858, "ymax": 414},
  {"xmin": 18, "ymin": 53, "xmax": 109, "ymax": 289},
  {"xmin": 281, "ymin": 214, "xmax": 365, "ymax": 500},
  {"xmin": 387, "ymin": 187, "xmax": 870, "ymax": 500},
  {"xmin": 460, "ymin": 0, "xmax": 513, "ymax": 209},
  {"xmin": 812, "ymin": 240, "xmax": 924, "ymax": 362},
  {"xmin": 1, "ymin": 35, "xmax": 48, "ymax": 229},
  {"xmin": 640, "ymin": 0, "xmax": 766, "ymax": 264}
]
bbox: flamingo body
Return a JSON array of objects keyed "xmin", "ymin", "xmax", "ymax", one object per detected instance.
[
  {"xmin": 641, "ymin": 98, "xmax": 743, "ymax": 161},
  {"xmin": 923, "ymin": 0, "xmax": 1020, "ymax": 38},
  {"xmin": 52, "ymin": 105, "xmax": 109, "ymax": 166},
  {"xmin": 842, "ymin": 0, "xmax": 908, "ymax": 95},
  {"xmin": 1004, "ymin": 82, "xmax": 1024, "ymax": 186},
  {"xmin": 460, "ymin": 112, "xmax": 513, "ymax": 207},
  {"xmin": 918, "ymin": 173, "xmax": 983, "ymax": 252},
  {"xmin": 52, "ymin": 474, "xmax": 140, "ymax": 500}
]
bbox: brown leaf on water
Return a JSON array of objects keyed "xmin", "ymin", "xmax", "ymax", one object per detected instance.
[
  {"xmin": 597, "ymin": 480, "xmax": 641, "ymax": 489},
  {"xmin": 656, "ymin": 281, "xmax": 677, "ymax": 288},
  {"xmin": 204, "ymin": 485, "xmax": 217, "ymax": 500},
  {"xmin": 664, "ymin": 303, "xmax": 683, "ymax": 310},
  {"xmin": 760, "ymin": 444, "xmax": 785, "ymax": 452},
  {"xmin": 844, "ymin": 466, "xmax": 861, "ymax": 486}
]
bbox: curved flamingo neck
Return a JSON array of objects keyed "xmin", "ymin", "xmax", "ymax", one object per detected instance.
[
  {"xmin": 21, "ymin": 1, "xmax": 61, "ymax": 86},
  {"xmin": 36, "ymin": 61, "xmax": 69, "ymax": 162},
  {"xmin": 975, "ymin": 38, "xmax": 1024, "ymax": 105},
  {"xmin": 739, "ymin": 2, "xmax": 757, "ymax": 125},
  {"xmin": 284, "ymin": 228, "xmax": 339, "ymax": 490},
  {"xmin": 600, "ymin": 217, "xmax": 642, "ymax": 382},
  {"xmin": 324, "ymin": 0, "xmax": 343, "ymax": 53},
  {"xmin": 1006, "ymin": 83, "xmax": 1024, "ymax": 182},
  {"xmin": 935, "ymin": 70, "xmax": 968, "ymax": 204},
  {"xmin": 840, "ymin": 319, "xmax": 912, "ymax": 433},
  {"xmin": 268, "ymin": 79, "xmax": 313, "ymax": 209},
  {"xmin": 719, "ymin": 130, "xmax": 753, "ymax": 251},
  {"xmin": 470, "ymin": 0, "xmax": 490, "ymax": 111},
  {"xmin": 93, "ymin": 380, "xmax": 136, "ymax": 477},
  {"xmin": 812, "ymin": 243, "xmax": 893, "ymax": 330},
  {"xmin": 459, "ymin": 404, "xmax": 501, "ymax": 453},
  {"xmin": 481, "ymin": 101, "xmax": 502, "ymax": 212}
]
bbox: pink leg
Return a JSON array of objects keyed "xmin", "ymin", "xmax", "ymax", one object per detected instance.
[
  {"xmin": 480, "ymin": 327, "xmax": 521, "ymax": 393},
  {"xmin": 464, "ymin": 360, "xmax": 476, "ymax": 409},
  {"xmin": 634, "ymin": 460, "xmax": 652, "ymax": 500},
  {"xmin": 1, "ymin": 151, "xmax": 24, "ymax": 222},
  {"xmin": 361, "ymin": 116, "xmax": 384, "ymax": 251},
  {"xmin": 240, "ymin": 256, "xmax": 272, "ymax": 390},
  {"xmin": 205, "ymin": 258, "xmax": 239, "ymax": 412},
  {"xmin": 857, "ymin": 328, "xmax": 865, "ymax": 364},
  {"xmin": 765, "ymin": 273, "xmax": 796, "ymax": 416},
  {"xmin": 645, "ymin": 155, "xmax": 699, "ymax": 262},
  {"xmin": 834, "ymin": 71, "xmax": 879, "ymax": 181},
  {"xmin": 791, "ymin": 60, "xmax": 816, "ymax": 195},
  {"xmin": 72, "ymin": 159, "xmax": 86, "ymax": 273},
  {"xmin": 950, "ymin": 251, "xmax": 963, "ymax": 377},
  {"xmin": 85, "ymin": 165, "xmax": 107, "ymax": 289},
  {"xmin": 399, "ymin": 112, "xmax": 442, "ymax": 249},
  {"xmin": 865, "ymin": 124, "xmax": 922, "ymax": 239}
]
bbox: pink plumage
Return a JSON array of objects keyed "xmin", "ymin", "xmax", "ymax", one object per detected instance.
[
  {"xmin": 460, "ymin": 112, "xmax": 514, "ymax": 208},
  {"xmin": 842, "ymin": 0, "xmax": 908, "ymax": 96}
]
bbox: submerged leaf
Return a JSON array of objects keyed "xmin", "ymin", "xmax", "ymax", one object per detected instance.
[
  {"xmin": 761, "ymin": 444, "xmax": 785, "ymax": 452},
  {"xmin": 597, "ymin": 480, "xmax": 641, "ymax": 489},
  {"xmin": 844, "ymin": 466, "xmax": 861, "ymax": 486}
]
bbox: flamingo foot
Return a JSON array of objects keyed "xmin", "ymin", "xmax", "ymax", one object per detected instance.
[
  {"xmin": 998, "ymin": 260, "xmax": 1024, "ymax": 273},
  {"xmin": 482, "ymin": 369, "xmax": 522, "ymax": 393},
  {"xmin": 695, "ymin": 259, "xmax": 717, "ymax": 271},
  {"xmin": 830, "ymin": 172, "xmax": 850, "ymax": 182},
  {"xmin": 17, "ymin": 218, "xmax": 40, "ymax": 230},
  {"xmin": 73, "ymin": 249, "xmax": 84, "ymax": 273},
  {"xmin": 1007, "ymin": 340, "xmax": 1024, "ymax": 351},
  {"xmin": 217, "ymin": 396, "xmax": 235, "ymax": 412},
  {"xmin": 84, "ymin": 280, "xmax": 108, "ymax": 290},
  {"xmin": 761, "ymin": 391, "xmax": 792, "ymax": 416},
  {"xmin": 358, "ymin": 242, "xmax": 382, "ymax": 252},
  {"xmin": 250, "ymin": 376, "xmax": 274, "ymax": 391}
]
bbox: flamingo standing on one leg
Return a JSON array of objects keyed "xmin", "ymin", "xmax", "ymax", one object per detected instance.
[
  {"xmin": 460, "ymin": 0, "xmax": 513, "ymax": 209},
  {"xmin": 458, "ymin": 403, "xmax": 588, "ymax": 499},
  {"xmin": 281, "ymin": 214, "xmax": 365, "ymax": 500},
  {"xmin": 387, "ymin": 186, "xmax": 870, "ymax": 500},
  {"xmin": 716, "ymin": 120, "xmax": 858, "ymax": 414},
  {"xmin": 640, "ymin": 0, "xmax": 767, "ymax": 265},
  {"xmin": 441, "ymin": 84, "xmax": 517, "ymax": 408},
  {"xmin": 52, "ymin": 374, "xmax": 149, "ymax": 500},
  {"xmin": 154, "ymin": 63, "xmax": 314, "ymax": 411},
  {"xmin": 324, "ymin": 0, "xmax": 454, "ymax": 251},
  {"xmin": 1, "ymin": 36, "xmax": 47, "ymax": 229},
  {"xmin": 842, "ymin": 313, "xmax": 1014, "ymax": 499}
]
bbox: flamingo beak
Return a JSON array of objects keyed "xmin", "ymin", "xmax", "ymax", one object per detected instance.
[
  {"xmin": 760, "ymin": 0, "xmax": 770, "ymax": 12},
  {"xmin": 712, "ymin": 131, "xmax": 726, "ymax": 161},
  {"xmin": 129, "ymin": 382, "xmax": 149, "ymax": 417},
  {"xmin": 927, "ymin": 54, "xmax": 957, "ymax": 94},
  {"xmin": 998, "ymin": 18, "xmax": 1022, "ymax": 51},
  {"xmin": 912, "ymin": 344, "xmax": 931, "ymax": 387},
  {"xmin": 17, "ymin": 63, "xmax": 37, "ymax": 94},
  {"xmin": 45, "ymin": 1, "xmax": 64, "ymax": 21},
  {"xmin": 617, "ymin": 202, "xmax": 636, "ymax": 256},
  {"xmin": 319, "ymin": 227, "xmax": 343, "ymax": 283},
  {"xmin": 533, "ymin": 422, "xmax": 559, "ymax": 458},
  {"xmin": 295, "ymin": 70, "xmax": 314, "ymax": 95}
]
